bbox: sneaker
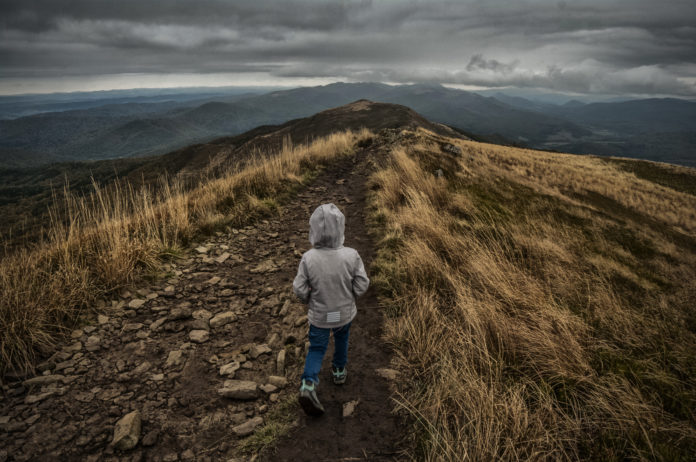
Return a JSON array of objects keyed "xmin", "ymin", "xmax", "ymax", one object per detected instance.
[
  {"xmin": 298, "ymin": 379, "xmax": 325, "ymax": 416},
  {"xmin": 332, "ymin": 366, "xmax": 347, "ymax": 385}
]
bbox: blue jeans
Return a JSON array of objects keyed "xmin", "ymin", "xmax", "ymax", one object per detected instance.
[{"xmin": 302, "ymin": 322, "xmax": 351, "ymax": 385}]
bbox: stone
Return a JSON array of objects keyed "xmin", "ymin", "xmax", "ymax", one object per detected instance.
[
  {"xmin": 22, "ymin": 374, "xmax": 65, "ymax": 387},
  {"xmin": 189, "ymin": 319, "xmax": 210, "ymax": 331},
  {"xmin": 209, "ymin": 312, "xmax": 237, "ymax": 329},
  {"xmin": 128, "ymin": 299, "xmax": 146, "ymax": 309},
  {"xmin": 85, "ymin": 335, "xmax": 101, "ymax": 351},
  {"xmin": 65, "ymin": 341, "xmax": 82, "ymax": 352},
  {"xmin": 217, "ymin": 380, "xmax": 258, "ymax": 400},
  {"xmin": 55, "ymin": 359, "xmax": 76, "ymax": 372},
  {"xmin": 294, "ymin": 316, "xmax": 306, "ymax": 327},
  {"xmin": 276, "ymin": 350, "xmax": 286, "ymax": 374},
  {"xmin": 181, "ymin": 449, "xmax": 195, "ymax": 460},
  {"xmin": 166, "ymin": 350, "xmax": 184, "ymax": 368},
  {"xmin": 375, "ymin": 368, "xmax": 399, "ymax": 380},
  {"xmin": 123, "ymin": 322, "xmax": 143, "ymax": 332},
  {"xmin": 249, "ymin": 260, "xmax": 278, "ymax": 274},
  {"xmin": 70, "ymin": 329, "xmax": 84, "ymax": 339},
  {"xmin": 259, "ymin": 383, "xmax": 277, "ymax": 394},
  {"xmin": 169, "ymin": 306, "xmax": 192, "ymax": 321},
  {"xmin": 192, "ymin": 309, "xmax": 213, "ymax": 321},
  {"xmin": 266, "ymin": 333, "xmax": 279, "ymax": 346},
  {"xmin": 146, "ymin": 292, "xmax": 158, "ymax": 300},
  {"xmin": 189, "ymin": 330, "xmax": 209, "ymax": 343},
  {"xmin": 342, "ymin": 399, "xmax": 360, "ymax": 418},
  {"xmin": 149, "ymin": 317, "xmax": 166, "ymax": 331},
  {"xmin": 141, "ymin": 429, "xmax": 159, "ymax": 447},
  {"xmin": 84, "ymin": 325, "xmax": 97, "ymax": 334},
  {"xmin": 206, "ymin": 276, "xmax": 221, "ymax": 285},
  {"xmin": 162, "ymin": 452, "xmax": 178, "ymax": 461},
  {"xmin": 442, "ymin": 143, "xmax": 462, "ymax": 156},
  {"xmin": 267, "ymin": 376, "xmax": 287, "ymax": 389},
  {"xmin": 150, "ymin": 373, "xmax": 164, "ymax": 382},
  {"xmin": 215, "ymin": 252, "xmax": 230, "ymax": 263},
  {"xmin": 219, "ymin": 362, "xmax": 241, "ymax": 377},
  {"xmin": 248, "ymin": 344, "xmax": 272, "ymax": 359},
  {"xmin": 231, "ymin": 416, "xmax": 263, "ymax": 437},
  {"xmin": 132, "ymin": 361, "xmax": 151, "ymax": 375},
  {"xmin": 195, "ymin": 246, "xmax": 209, "ymax": 254},
  {"xmin": 25, "ymin": 391, "xmax": 54, "ymax": 404},
  {"xmin": 278, "ymin": 299, "xmax": 291, "ymax": 317},
  {"xmin": 112, "ymin": 410, "xmax": 141, "ymax": 451}
]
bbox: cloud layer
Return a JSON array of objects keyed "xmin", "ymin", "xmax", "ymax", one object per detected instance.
[{"xmin": 1, "ymin": 0, "xmax": 695, "ymax": 95}]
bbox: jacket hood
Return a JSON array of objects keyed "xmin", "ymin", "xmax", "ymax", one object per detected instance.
[{"xmin": 309, "ymin": 203, "xmax": 345, "ymax": 249}]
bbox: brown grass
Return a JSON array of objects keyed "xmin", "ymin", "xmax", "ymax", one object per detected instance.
[
  {"xmin": 0, "ymin": 130, "xmax": 369, "ymax": 374},
  {"xmin": 368, "ymin": 130, "xmax": 696, "ymax": 460}
]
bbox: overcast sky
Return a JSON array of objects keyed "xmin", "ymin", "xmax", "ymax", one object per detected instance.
[{"xmin": 1, "ymin": 0, "xmax": 695, "ymax": 96}]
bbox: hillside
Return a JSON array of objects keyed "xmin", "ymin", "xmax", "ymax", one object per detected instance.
[
  {"xmin": 1, "ymin": 101, "xmax": 696, "ymax": 460},
  {"xmin": 10, "ymin": 82, "xmax": 696, "ymax": 168},
  {"xmin": 0, "ymin": 100, "xmax": 449, "ymax": 250}
]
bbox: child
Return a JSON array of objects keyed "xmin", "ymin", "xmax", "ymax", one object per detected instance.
[{"xmin": 292, "ymin": 203, "xmax": 370, "ymax": 416}]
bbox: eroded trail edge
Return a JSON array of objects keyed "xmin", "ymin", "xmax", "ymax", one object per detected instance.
[{"xmin": 0, "ymin": 149, "xmax": 406, "ymax": 462}]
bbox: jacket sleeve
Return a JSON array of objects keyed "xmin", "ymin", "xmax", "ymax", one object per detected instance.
[
  {"xmin": 293, "ymin": 255, "xmax": 311, "ymax": 304},
  {"xmin": 352, "ymin": 252, "xmax": 370, "ymax": 299}
]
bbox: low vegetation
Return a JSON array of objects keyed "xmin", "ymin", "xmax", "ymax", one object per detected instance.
[
  {"xmin": 0, "ymin": 129, "xmax": 369, "ymax": 374},
  {"xmin": 367, "ymin": 129, "xmax": 696, "ymax": 460}
]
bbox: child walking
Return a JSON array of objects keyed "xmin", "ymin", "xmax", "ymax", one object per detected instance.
[{"xmin": 292, "ymin": 203, "xmax": 370, "ymax": 416}]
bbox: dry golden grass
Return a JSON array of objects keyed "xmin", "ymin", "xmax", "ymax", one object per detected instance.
[
  {"xmin": 368, "ymin": 130, "xmax": 696, "ymax": 460},
  {"xmin": 0, "ymin": 130, "xmax": 369, "ymax": 374}
]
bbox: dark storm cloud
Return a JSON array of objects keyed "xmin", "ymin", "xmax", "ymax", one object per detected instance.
[{"xmin": 0, "ymin": 0, "xmax": 695, "ymax": 95}]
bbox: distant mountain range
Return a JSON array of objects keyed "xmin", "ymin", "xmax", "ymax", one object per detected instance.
[
  {"xmin": 1, "ymin": 82, "xmax": 695, "ymax": 167},
  {"xmin": 0, "ymin": 100, "xmax": 456, "ymax": 249}
]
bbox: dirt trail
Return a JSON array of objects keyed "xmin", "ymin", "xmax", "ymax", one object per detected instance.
[{"xmin": 0, "ymin": 148, "xmax": 407, "ymax": 461}]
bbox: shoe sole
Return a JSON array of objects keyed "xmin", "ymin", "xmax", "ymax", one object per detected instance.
[
  {"xmin": 333, "ymin": 377, "xmax": 346, "ymax": 385},
  {"xmin": 298, "ymin": 395, "xmax": 325, "ymax": 417}
]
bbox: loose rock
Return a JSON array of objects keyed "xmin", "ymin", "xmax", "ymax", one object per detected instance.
[
  {"xmin": 112, "ymin": 410, "xmax": 141, "ymax": 451},
  {"xmin": 209, "ymin": 311, "xmax": 237, "ymax": 328},
  {"xmin": 128, "ymin": 299, "xmax": 146, "ymax": 309},
  {"xmin": 260, "ymin": 383, "xmax": 278, "ymax": 394},
  {"xmin": 192, "ymin": 309, "xmax": 213, "ymax": 321},
  {"xmin": 22, "ymin": 374, "xmax": 65, "ymax": 387},
  {"xmin": 215, "ymin": 252, "xmax": 230, "ymax": 263},
  {"xmin": 219, "ymin": 362, "xmax": 241, "ymax": 377},
  {"xmin": 249, "ymin": 344, "xmax": 272, "ymax": 359},
  {"xmin": 267, "ymin": 376, "xmax": 287, "ymax": 389},
  {"xmin": 342, "ymin": 399, "xmax": 360, "ymax": 418},
  {"xmin": 217, "ymin": 380, "xmax": 258, "ymax": 400},
  {"xmin": 231, "ymin": 416, "xmax": 263, "ymax": 437},
  {"xmin": 189, "ymin": 330, "xmax": 209, "ymax": 343},
  {"xmin": 276, "ymin": 350, "xmax": 286, "ymax": 374}
]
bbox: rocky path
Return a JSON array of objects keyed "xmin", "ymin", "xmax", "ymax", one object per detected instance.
[{"xmin": 0, "ymin": 149, "xmax": 406, "ymax": 461}]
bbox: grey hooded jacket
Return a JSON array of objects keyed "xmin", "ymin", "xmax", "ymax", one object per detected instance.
[{"xmin": 293, "ymin": 203, "xmax": 370, "ymax": 328}]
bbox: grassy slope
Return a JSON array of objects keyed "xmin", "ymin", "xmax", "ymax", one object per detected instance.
[
  {"xmin": 0, "ymin": 130, "xmax": 369, "ymax": 374},
  {"xmin": 367, "ymin": 129, "xmax": 696, "ymax": 460}
]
